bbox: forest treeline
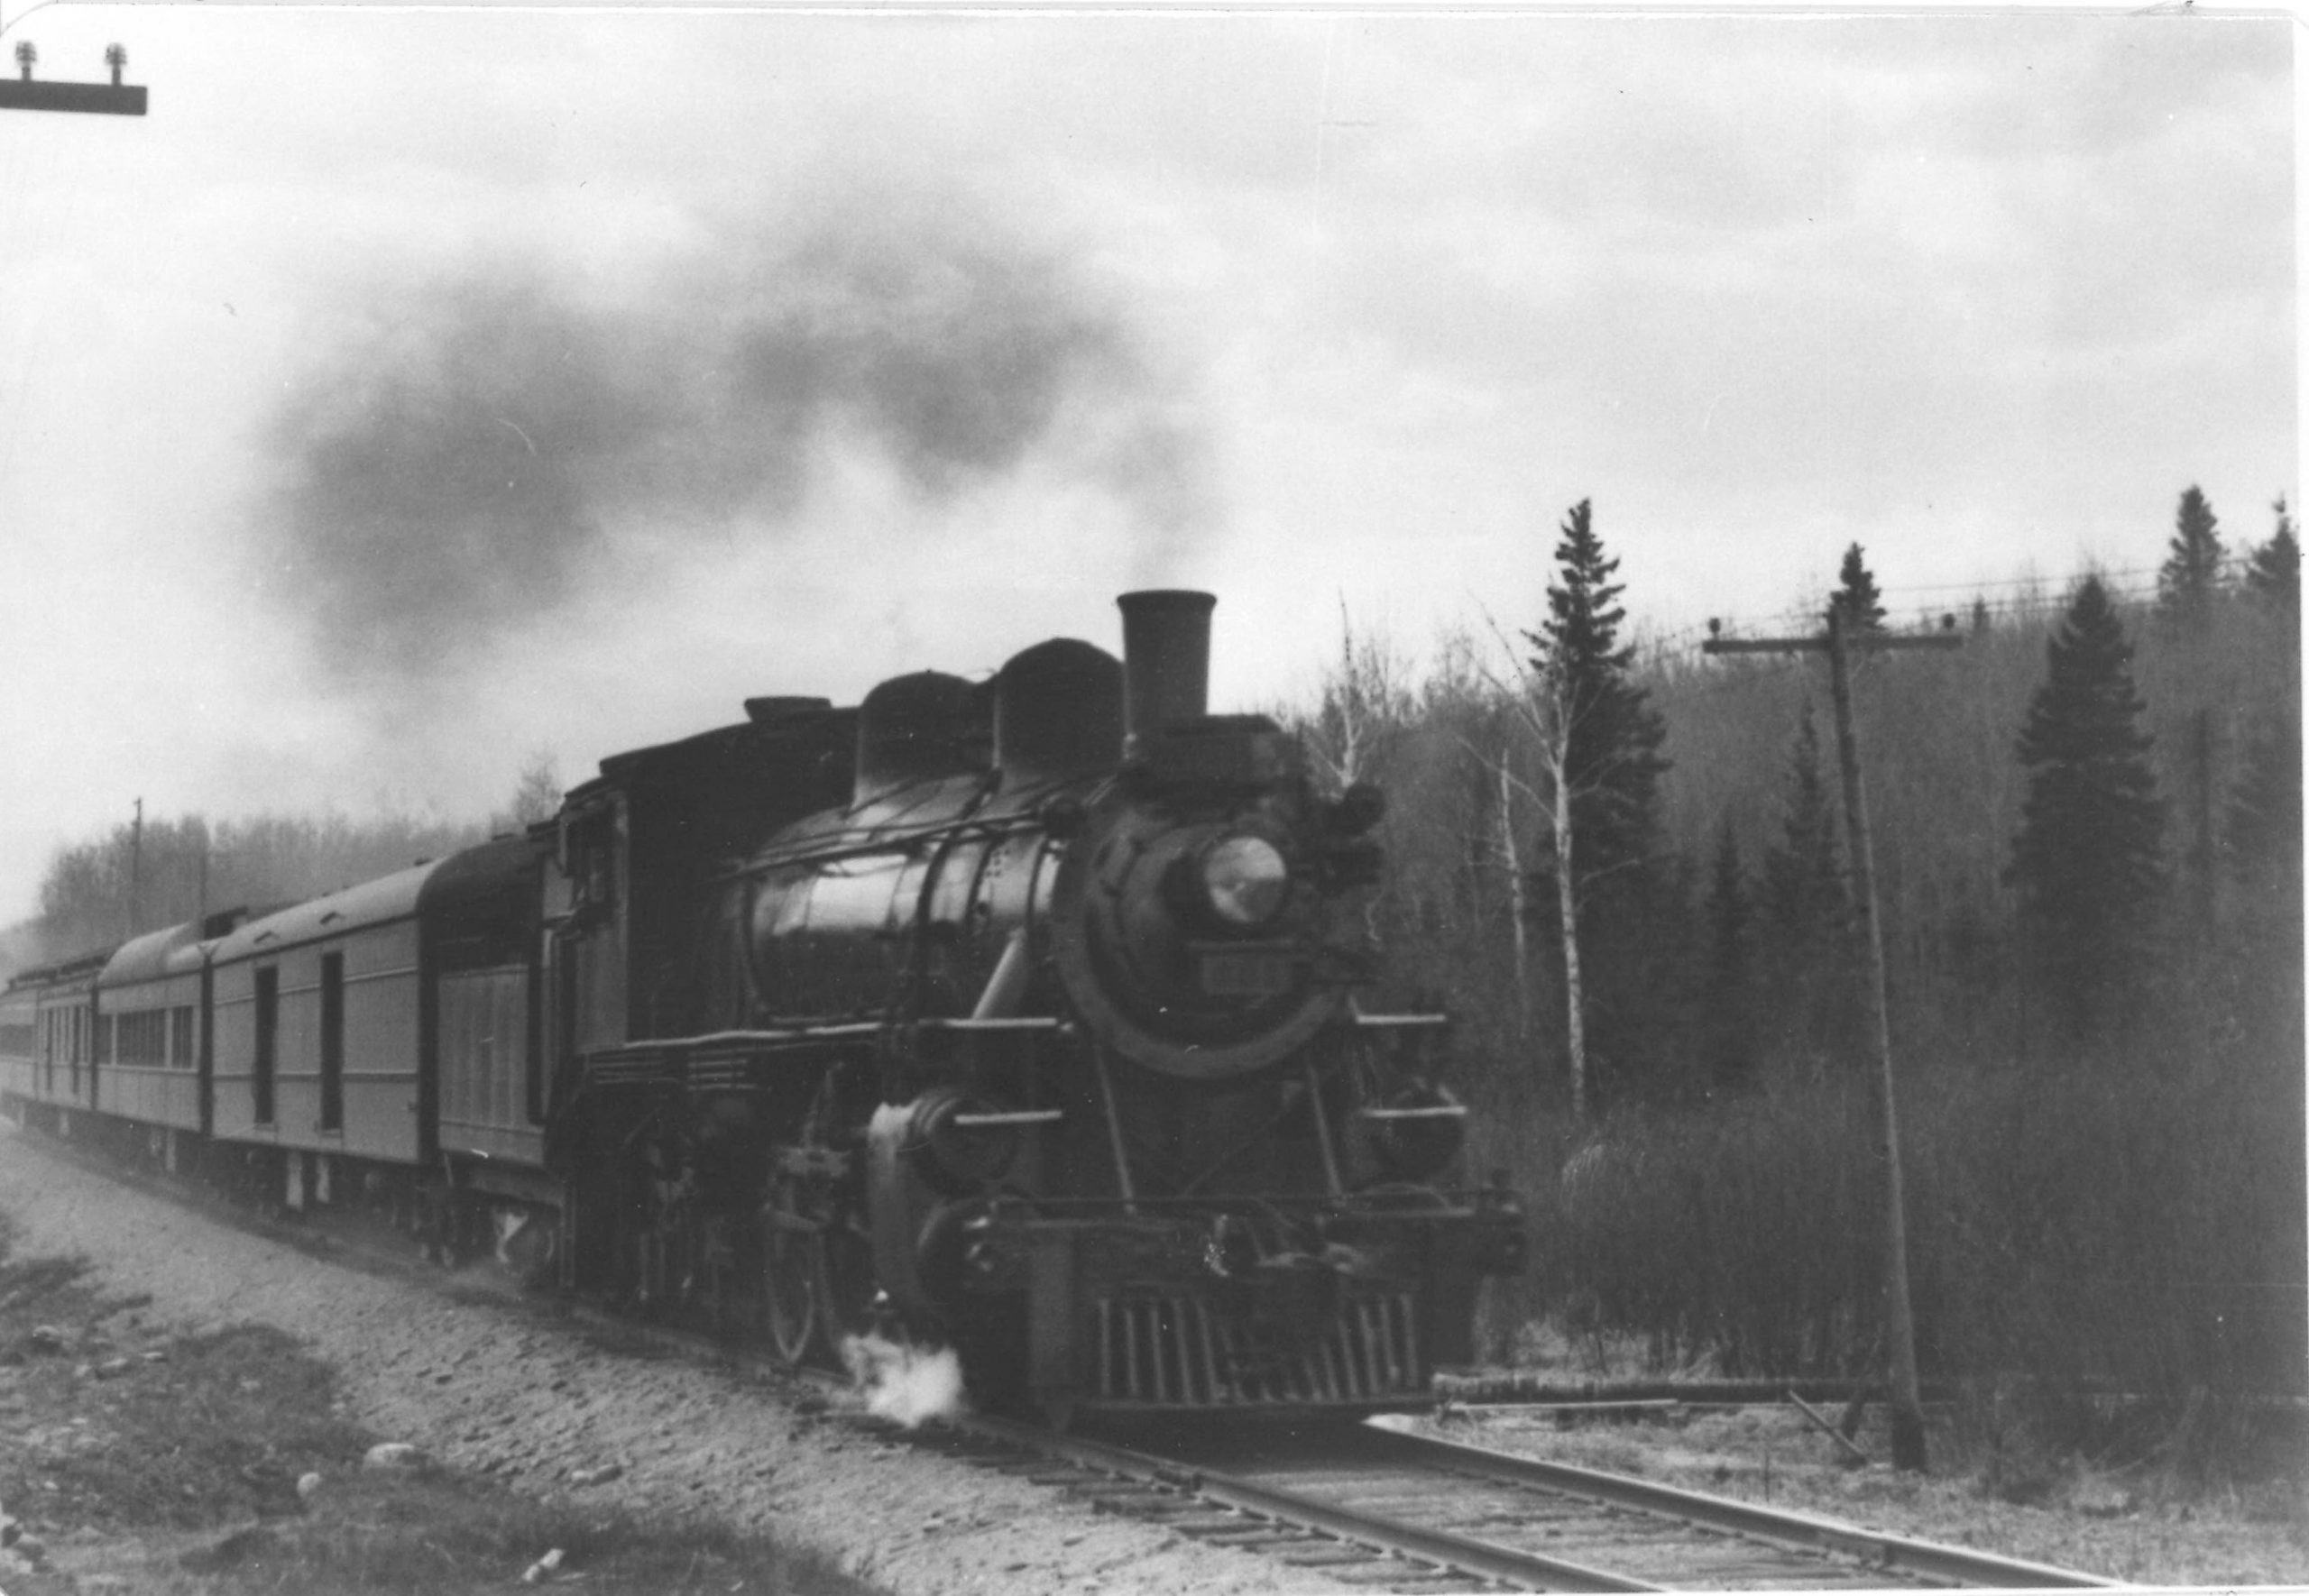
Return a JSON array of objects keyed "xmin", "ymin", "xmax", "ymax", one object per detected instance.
[
  {"xmin": 1293, "ymin": 486, "xmax": 2304, "ymax": 1454},
  {"xmin": 1, "ymin": 754, "xmax": 562, "ymax": 973}
]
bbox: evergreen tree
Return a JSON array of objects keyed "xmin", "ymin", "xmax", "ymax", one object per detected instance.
[
  {"xmin": 1524, "ymin": 499, "xmax": 1672, "ymax": 1105},
  {"xmin": 1527, "ymin": 500, "xmax": 1670, "ymax": 885},
  {"xmin": 1761, "ymin": 699, "xmax": 1844, "ymax": 938},
  {"xmin": 1831, "ymin": 543, "xmax": 1887, "ymax": 635},
  {"xmin": 2243, "ymin": 494, "xmax": 2300, "ymax": 630},
  {"xmin": 2157, "ymin": 485, "xmax": 2227, "ymax": 634},
  {"xmin": 1756, "ymin": 700, "xmax": 1856, "ymax": 1080},
  {"xmin": 2227, "ymin": 501, "xmax": 2302, "ymax": 957},
  {"xmin": 2006, "ymin": 577, "xmax": 2166, "ymax": 1039}
]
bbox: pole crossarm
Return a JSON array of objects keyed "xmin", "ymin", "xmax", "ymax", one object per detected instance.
[{"xmin": 0, "ymin": 77, "xmax": 143, "ymax": 113}]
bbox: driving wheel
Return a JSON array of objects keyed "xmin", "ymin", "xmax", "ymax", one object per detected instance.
[{"xmin": 761, "ymin": 1186, "xmax": 825, "ymax": 1367}]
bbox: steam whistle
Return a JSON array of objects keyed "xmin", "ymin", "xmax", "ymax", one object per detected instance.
[{"xmin": 1, "ymin": 42, "xmax": 148, "ymax": 115}]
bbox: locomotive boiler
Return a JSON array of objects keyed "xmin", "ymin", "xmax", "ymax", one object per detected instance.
[{"xmin": 548, "ymin": 592, "xmax": 1521, "ymax": 1422}]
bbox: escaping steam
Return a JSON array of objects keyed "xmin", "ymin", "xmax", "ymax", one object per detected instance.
[
  {"xmin": 842, "ymin": 1333, "xmax": 968, "ymax": 1428},
  {"xmin": 260, "ymin": 205, "xmax": 1212, "ymax": 695}
]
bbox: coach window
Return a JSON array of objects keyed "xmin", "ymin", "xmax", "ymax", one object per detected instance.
[
  {"xmin": 319, "ymin": 953, "xmax": 345, "ymax": 1133},
  {"xmin": 253, "ymin": 968, "xmax": 279, "ymax": 1125}
]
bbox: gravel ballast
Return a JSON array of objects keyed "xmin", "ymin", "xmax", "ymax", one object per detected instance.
[{"xmin": 0, "ymin": 1128, "xmax": 1341, "ymax": 1596}]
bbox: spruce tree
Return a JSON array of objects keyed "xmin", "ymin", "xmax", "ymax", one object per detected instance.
[
  {"xmin": 2006, "ymin": 576, "xmax": 2166, "ymax": 1039},
  {"xmin": 2157, "ymin": 485, "xmax": 2227, "ymax": 634},
  {"xmin": 1831, "ymin": 543, "xmax": 1887, "ymax": 634},
  {"xmin": 1528, "ymin": 500, "xmax": 1670, "ymax": 885},
  {"xmin": 2244, "ymin": 494, "xmax": 2300, "ymax": 630},
  {"xmin": 2231, "ymin": 492, "xmax": 2302, "ymax": 987},
  {"xmin": 1761, "ymin": 699, "xmax": 1844, "ymax": 939},
  {"xmin": 1524, "ymin": 499, "xmax": 1672, "ymax": 1105},
  {"xmin": 1757, "ymin": 700, "xmax": 1854, "ymax": 1079}
]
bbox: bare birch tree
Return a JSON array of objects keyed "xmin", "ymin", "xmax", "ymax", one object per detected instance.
[{"xmin": 1468, "ymin": 617, "xmax": 1610, "ymax": 1121}]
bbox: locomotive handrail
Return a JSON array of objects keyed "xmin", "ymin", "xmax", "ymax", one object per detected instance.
[
  {"xmin": 986, "ymin": 1193, "xmax": 1495, "ymax": 1217},
  {"xmin": 590, "ymin": 1023, "xmax": 887, "ymax": 1057},
  {"xmin": 1356, "ymin": 1104, "xmax": 1467, "ymax": 1119},
  {"xmin": 716, "ymin": 809, "xmax": 1054, "ymax": 882},
  {"xmin": 688, "ymin": 1023, "xmax": 884, "ymax": 1041},
  {"xmin": 1350, "ymin": 1012, "xmax": 1449, "ymax": 1028},
  {"xmin": 582, "ymin": 1014, "xmax": 1072, "ymax": 1071},
  {"xmin": 595, "ymin": 1015, "xmax": 1066, "ymax": 1052}
]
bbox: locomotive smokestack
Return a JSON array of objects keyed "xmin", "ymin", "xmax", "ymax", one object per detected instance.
[{"xmin": 1117, "ymin": 589, "xmax": 1215, "ymax": 759}]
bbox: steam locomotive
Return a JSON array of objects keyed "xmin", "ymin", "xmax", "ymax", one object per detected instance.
[{"xmin": 1, "ymin": 592, "xmax": 1522, "ymax": 1423}]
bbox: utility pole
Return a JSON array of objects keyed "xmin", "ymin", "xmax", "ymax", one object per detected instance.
[
  {"xmin": 0, "ymin": 38, "xmax": 146, "ymax": 115},
  {"xmin": 1705, "ymin": 610, "xmax": 1961, "ymax": 1472}
]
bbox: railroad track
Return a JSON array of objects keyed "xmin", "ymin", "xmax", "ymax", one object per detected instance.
[
  {"xmin": 921, "ymin": 1411, "xmax": 2127, "ymax": 1592},
  {"xmin": 22, "ymin": 1132, "xmax": 2125, "ymax": 1591}
]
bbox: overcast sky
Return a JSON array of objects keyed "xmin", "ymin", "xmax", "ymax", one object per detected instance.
[{"xmin": 0, "ymin": 3, "xmax": 2295, "ymax": 924}]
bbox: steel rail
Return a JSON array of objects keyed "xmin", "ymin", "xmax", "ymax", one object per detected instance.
[
  {"xmin": 959, "ymin": 1410, "xmax": 1656, "ymax": 1591},
  {"xmin": 1364, "ymin": 1415, "xmax": 2127, "ymax": 1589}
]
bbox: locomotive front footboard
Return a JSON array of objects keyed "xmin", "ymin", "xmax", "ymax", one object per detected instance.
[{"xmin": 962, "ymin": 1192, "xmax": 1526, "ymax": 1417}]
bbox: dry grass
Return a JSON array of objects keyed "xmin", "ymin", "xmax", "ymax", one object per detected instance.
[{"xmin": 1418, "ymin": 1401, "xmax": 2309, "ymax": 1587}]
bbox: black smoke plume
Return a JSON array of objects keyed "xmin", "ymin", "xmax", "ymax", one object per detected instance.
[{"xmin": 261, "ymin": 215, "xmax": 1210, "ymax": 692}]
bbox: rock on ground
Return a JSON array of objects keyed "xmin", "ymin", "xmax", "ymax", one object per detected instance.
[{"xmin": 0, "ymin": 1130, "xmax": 1340, "ymax": 1596}]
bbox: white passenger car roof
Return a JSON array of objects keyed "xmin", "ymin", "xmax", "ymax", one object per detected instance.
[
  {"xmin": 210, "ymin": 858, "xmax": 447, "ymax": 965},
  {"xmin": 97, "ymin": 922, "xmax": 207, "ymax": 988}
]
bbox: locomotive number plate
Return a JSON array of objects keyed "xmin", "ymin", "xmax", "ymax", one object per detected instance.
[{"xmin": 1200, "ymin": 949, "xmax": 1297, "ymax": 997}]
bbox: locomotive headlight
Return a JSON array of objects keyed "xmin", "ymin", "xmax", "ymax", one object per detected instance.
[{"xmin": 1200, "ymin": 835, "xmax": 1290, "ymax": 928}]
